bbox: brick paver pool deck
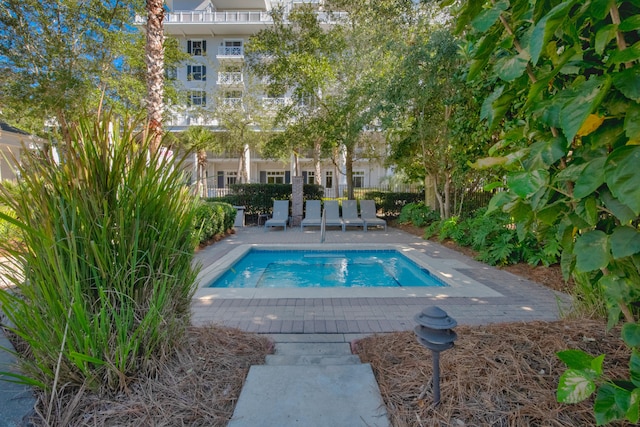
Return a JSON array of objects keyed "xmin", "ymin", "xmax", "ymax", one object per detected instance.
[{"xmin": 192, "ymin": 226, "xmax": 572, "ymax": 333}]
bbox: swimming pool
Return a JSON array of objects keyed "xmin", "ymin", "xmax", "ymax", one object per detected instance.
[{"xmin": 208, "ymin": 249, "xmax": 447, "ymax": 288}]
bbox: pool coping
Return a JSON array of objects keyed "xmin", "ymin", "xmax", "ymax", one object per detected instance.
[{"xmin": 193, "ymin": 243, "xmax": 503, "ymax": 300}]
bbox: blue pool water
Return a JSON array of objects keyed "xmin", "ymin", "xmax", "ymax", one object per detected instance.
[{"xmin": 208, "ymin": 249, "xmax": 447, "ymax": 288}]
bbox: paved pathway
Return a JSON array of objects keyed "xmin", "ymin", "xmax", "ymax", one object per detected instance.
[{"xmin": 192, "ymin": 226, "xmax": 572, "ymax": 333}]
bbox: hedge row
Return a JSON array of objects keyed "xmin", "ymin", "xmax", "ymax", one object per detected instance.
[
  {"xmin": 193, "ymin": 201, "xmax": 236, "ymax": 244},
  {"xmin": 208, "ymin": 183, "xmax": 324, "ymax": 215}
]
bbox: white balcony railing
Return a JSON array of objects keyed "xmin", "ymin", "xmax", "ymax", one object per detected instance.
[
  {"xmin": 262, "ymin": 97, "xmax": 288, "ymax": 109},
  {"xmin": 217, "ymin": 72, "xmax": 244, "ymax": 85},
  {"xmin": 217, "ymin": 46, "xmax": 244, "ymax": 58},
  {"xmin": 222, "ymin": 98, "xmax": 243, "ymax": 108},
  {"xmin": 166, "ymin": 11, "xmax": 271, "ymax": 24}
]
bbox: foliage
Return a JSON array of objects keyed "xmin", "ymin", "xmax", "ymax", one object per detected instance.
[
  {"xmin": 398, "ymin": 202, "xmax": 440, "ymax": 227},
  {"xmin": 456, "ymin": 0, "xmax": 640, "ymax": 423},
  {"xmin": 208, "ymin": 183, "xmax": 324, "ymax": 217},
  {"xmin": 0, "ymin": 115, "xmax": 199, "ymax": 393},
  {"xmin": 193, "ymin": 201, "xmax": 236, "ymax": 245},
  {"xmin": 0, "ymin": 204, "xmax": 19, "ymax": 244},
  {"xmin": 0, "ymin": 0, "xmax": 185, "ymax": 138},
  {"xmin": 362, "ymin": 190, "xmax": 424, "ymax": 218}
]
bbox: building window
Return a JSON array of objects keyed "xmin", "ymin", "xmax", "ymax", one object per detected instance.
[
  {"xmin": 166, "ymin": 66, "xmax": 177, "ymax": 80},
  {"xmin": 187, "ymin": 65, "xmax": 206, "ymax": 81},
  {"xmin": 352, "ymin": 171, "xmax": 365, "ymax": 188},
  {"xmin": 221, "ymin": 40, "xmax": 243, "ymax": 56},
  {"xmin": 187, "ymin": 90, "xmax": 206, "ymax": 107},
  {"xmin": 188, "ymin": 40, "xmax": 206, "ymax": 56},
  {"xmin": 325, "ymin": 171, "xmax": 333, "ymax": 188},
  {"xmin": 267, "ymin": 171, "xmax": 285, "ymax": 184},
  {"xmin": 305, "ymin": 171, "xmax": 315, "ymax": 185},
  {"xmin": 222, "ymin": 90, "xmax": 243, "ymax": 108},
  {"xmin": 226, "ymin": 171, "xmax": 237, "ymax": 186}
]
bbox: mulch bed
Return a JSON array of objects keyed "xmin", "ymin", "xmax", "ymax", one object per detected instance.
[
  {"xmin": 355, "ymin": 319, "xmax": 631, "ymax": 427},
  {"xmin": 28, "ymin": 325, "xmax": 272, "ymax": 427}
]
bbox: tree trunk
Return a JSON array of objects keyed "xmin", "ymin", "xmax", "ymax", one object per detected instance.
[
  {"xmin": 145, "ymin": 0, "xmax": 165, "ymax": 153},
  {"xmin": 314, "ymin": 139, "xmax": 322, "ymax": 185},
  {"xmin": 345, "ymin": 145, "xmax": 354, "ymax": 200}
]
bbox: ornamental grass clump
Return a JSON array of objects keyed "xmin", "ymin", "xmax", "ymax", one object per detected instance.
[{"xmin": 0, "ymin": 116, "xmax": 199, "ymax": 393}]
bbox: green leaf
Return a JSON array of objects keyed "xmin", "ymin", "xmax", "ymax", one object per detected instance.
[
  {"xmin": 471, "ymin": 0, "xmax": 509, "ymax": 33},
  {"xmin": 627, "ymin": 388, "xmax": 640, "ymax": 424},
  {"xmin": 595, "ymin": 383, "xmax": 629, "ymax": 425},
  {"xmin": 601, "ymin": 189, "xmax": 637, "ymax": 223},
  {"xmin": 610, "ymin": 226, "xmax": 640, "ymax": 259},
  {"xmin": 595, "ymin": 24, "xmax": 618, "ymax": 55},
  {"xmin": 494, "ymin": 52, "xmax": 529, "ymax": 82},
  {"xmin": 620, "ymin": 15, "xmax": 640, "ymax": 32},
  {"xmin": 487, "ymin": 191, "xmax": 518, "ymax": 214},
  {"xmin": 529, "ymin": 0, "xmax": 578, "ymax": 65},
  {"xmin": 559, "ymin": 76, "xmax": 611, "ymax": 142},
  {"xmin": 522, "ymin": 137, "xmax": 567, "ymax": 169},
  {"xmin": 456, "ymin": 0, "xmax": 487, "ymax": 34},
  {"xmin": 575, "ymin": 230, "xmax": 610, "ymax": 273},
  {"xmin": 608, "ymin": 40, "xmax": 640, "ymax": 65},
  {"xmin": 557, "ymin": 349, "xmax": 597, "ymax": 370},
  {"xmin": 604, "ymin": 145, "xmax": 640, "ymax": 215},
  {"xmin": 624, "ymin": 103, "xmax": 640, "ymax": 141},
  {"xmin": 557, "ymin": 369, "xmax": 596, "ymax": 403},
  {"xmin": 481, "ymin": 85, "xmax": 515, "ymax": 129},
  {"xmin": 612, "ymin": 66, "xmax": 640, "ymax": 102},
  {"xmin": 507, "ymin": 170, "xmax": 549, "ymax": 199},
  {"xmin": 590, "ymin": 0, "xmax": 615, "ymax": 20},
  {"xmin": 573, "ymin": 157, "xmax": 606, "ymax": 199},
  {"xmin": 623, "ymin": 325, "xmax": 640, "ymax": 348},
  {"xmin": 537, "ymin": 201, "xmax": 567, "ymax": 225}
]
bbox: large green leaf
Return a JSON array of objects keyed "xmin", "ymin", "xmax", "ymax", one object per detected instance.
[
  {"xmin": 529, "ymin": 0, "xmax": 578, "ymax": 65},
  {"xmin": 589, "ymin": 0, "xmax": 615, "ymax": 20},
  {"xmin": 623, "ymin": 325, "xmax": 640, "ymax": 348},
  {"xmin": 610, "ymin": 226, "xmax": 640, "ymax": 259},
  {"xmin": 522, "ymin": 137, "xmax": 567, "ymax": 169},
  {"xmin": 601, "ymin": 189, "xmax": 637, "ymax": 223},
  {"xmin": 605, "ymin": 145, "xmax": 640, "ymax": 215},
  {"xmin": 573, "ymin": 157, "xmax": 606, "ymax": 199},
  {"xmin": 471, "ymin": 0, "xmax": 509, "ymax": 33},
  {"xmin": 507, "ymin": 169, "xmax": 549, "ymax": 199},
  {"xmin": 456, "ymin": 0, "xmax": 487, "ymax": 33},
  {"xmin": 494, "ymin": 52, "xmax": 529, "ymax": 82},
  {"xmin": 620, "ymin": 14, "xmax": 640, "ymax": 32},
  {"xmin": 559, "ymin": 76, "xmax": 611, "ymax": 142},
  {"xmin": 612, "ymin": 66, "xmax": 640, "ymax": 102},
  {"xmin": 557, "ymin": 349, "xmax": 598, "ymax": 370},
  {"xmin": 624, "ymin": 103, "xmax": 640, "ymax": 141},
  {"xmin": 595, "ymin": 384, "xmax": 630, "ymax": 425},
  {"xmin": 557, "ymin": 369, "xmax": 596, "ymax": 403},
  {"xmin": 575, "ymin": 230, "xmax": 610, "ymax": 273},
  {"xmin": 481, "ymin": 85, "xmax": 515, "ymax": 129}
]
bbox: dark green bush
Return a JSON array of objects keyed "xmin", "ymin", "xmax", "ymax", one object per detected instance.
[
  {"xmin": 362, "ymin": 191, "xmax": 423, "ymax": 218},
  {"xmin": 193, "ymin": 201, "xmax": 236, "ymax": 244},
  {"xmin": 398, "ymin": 202, "xmax": 440, "ymax": 227}
]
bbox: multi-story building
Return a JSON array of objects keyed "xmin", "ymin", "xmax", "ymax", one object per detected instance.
[
  {"xmin": 0, "ymin": 122, "xmax": 43, "ymax": 182},
  {"xmin": 152, "ymin": 0, "xmax": 390, "ymax": 197}
]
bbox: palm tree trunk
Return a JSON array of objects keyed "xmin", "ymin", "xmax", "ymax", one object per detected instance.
[{"xmin": 145, "ymin": 0, "xmax": 165, "ymax": 153}]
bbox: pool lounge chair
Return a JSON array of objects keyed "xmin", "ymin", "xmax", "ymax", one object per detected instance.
[
  {"xmin": 342, "ymin": 200, "xmax": 365, "ymax": 231},
  {"xmin": 301, "ymin": 200, "xmax": 322, "ymax": 230},
  {"xmin": 360, "ymin": 200, "xmax": 387, "ymax": 231},
  {"xmin": 323, "ymin": 200, "xmax": 345, "ymax": 231},
  {"xmin": 265, "ymin": 200, "xmax": 289, "ymax": 231}
]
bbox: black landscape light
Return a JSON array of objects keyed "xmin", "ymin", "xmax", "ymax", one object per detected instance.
[{"xmin": 414, "ymin": 306, "xmax": 457, "ymax": 406}]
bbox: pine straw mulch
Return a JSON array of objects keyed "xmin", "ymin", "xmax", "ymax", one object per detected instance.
[
  {"xmin": 354, "ymin": 319, "xmax": 632, "ymax": 427},
  {"xmin": 27, "ymin": 325, "xmax": 272, "ymax": 427}
]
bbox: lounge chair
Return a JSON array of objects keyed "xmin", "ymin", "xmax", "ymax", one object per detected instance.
[
  {"xmin": 301, "ymin": 200, "xmax": 322, "ymax": 230},
  {"xmin": 360, "ymin": 200, "xmax": 387, "ymax": 231},
  {"xmin": 323, "ymin": 200, "xmax": 344, "ymax": 231},
  {"xmin": 265, "ymin": 200, "xmax": 289, "ymax": 231},
  {"xmin": 342, "ymin": 200, "xmax": 365, "ymax": 231}
]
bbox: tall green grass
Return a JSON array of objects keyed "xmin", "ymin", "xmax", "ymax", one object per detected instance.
[{"xmin": 0, "ymin": 116, "xmax": 199, "ymax": 392}]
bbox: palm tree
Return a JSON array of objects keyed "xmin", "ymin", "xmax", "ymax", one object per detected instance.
[
  {"xmin": 145, "ymin": 0, "xmax": 164, "ymax": 153},
  {"xmin": 179, "ymin": 126, "xmax": 215, "ymax": 197}
]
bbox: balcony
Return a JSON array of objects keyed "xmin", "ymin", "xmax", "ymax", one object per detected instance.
[
  {"xmin": 217, "ymin": 46, "xmax": 244, "ymax": 62},
  {"xmin": 217, "ymin": 72, "xmax": 244, "ymax": 87},
  {"xmin": 262, "ymin": 97, "xmax": 289, "ymax": 109},
  {"xmin": 221, "ymin": 98, "xmax": 243, "ymax": 108},
  {"xmin": 162, "ymin": 10, "xmax": 272, "ymax": 35}
]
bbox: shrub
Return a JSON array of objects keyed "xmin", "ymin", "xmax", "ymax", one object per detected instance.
[
  {"xmin": 362, "ymin": 191, "xmax": 423, "ymax": 218},
  {"xmin": 0, "ymin": 116, "xmax": 200, "ymax": 393},
  {"xmin": 398, "ymin": 202, "xmax": 440, "ymax": 227},
  {"xmin": 193, "ymin": 201, "xmax": 236, "ymax": 244},
  {"xmin": 0, "ymin": 204, "xmax": 19, "ymax": 244}
]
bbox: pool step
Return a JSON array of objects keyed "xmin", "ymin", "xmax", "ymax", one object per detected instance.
[
  {"xmin": 267, "ymin": 342, "xmax": 360, "ymax": 366},
  {"xmin": 228, "ymin": 335, "xmax": 391, "ymax": 427}
]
